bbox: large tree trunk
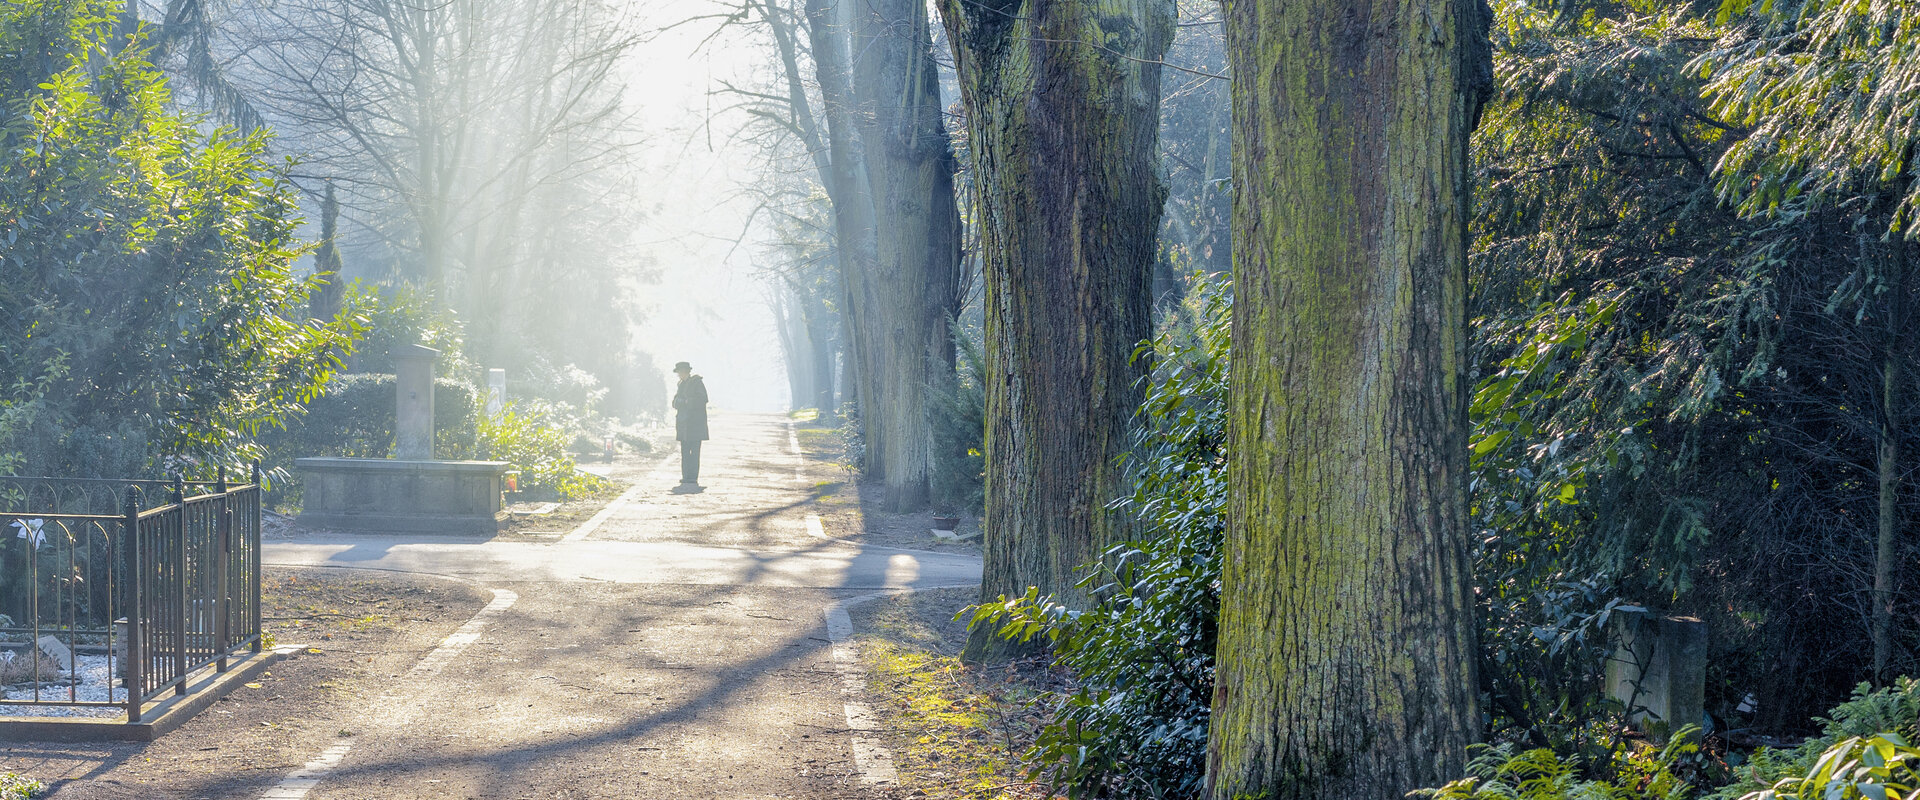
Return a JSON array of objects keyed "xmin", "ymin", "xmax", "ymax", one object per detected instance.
[
  {"xmin": 847, "ymin": 0, "xmax": 964, "ymax": 511},
  {"xmin": 802, "ymin": 0, "xmax": 883, "ymax": 456},
  {"xmin": 756, "ymin": 0, "xmax": 962, "ymax": 497},
  {"xmin": 1205, "ymin": 0, "xmax": 1490, "ymax": 794},
  {"xmin": 936, "ymin": 0, "xmax": 1173, "ymax": 657}
]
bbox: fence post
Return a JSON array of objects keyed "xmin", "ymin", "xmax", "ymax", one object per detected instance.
[
  {"xmin": 170, "ymin": 476, "xmax": 187, "ymax": 697},
  {"xmin": 215, "ymin": 469, "xmax": 230, "ymax": 672},
  {"xmin": 250, "ymin": 462, "xmax": 263, "ymax": 654},
  {"xmin": 123, "ymin": 490, "xmax": 144, "ymax": 724}
]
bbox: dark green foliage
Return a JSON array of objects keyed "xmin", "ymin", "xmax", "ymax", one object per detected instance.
[
  {"xmin": 344, "ymin": 286, "xmax": 474, "ymax": 378},
  {"xmin": 255, "ymin": 373, "xmax": 473, "ymax": 503},
  {"xmin": 1466, "ymin": 0, "xmax": 1920, "ymax": 736},
  {"xmin": 1417, "ymin": 733, "xmax": 1717, "ymax": 800},
  {"xmin": 262, "ymin": 374, "xmax": 478, "ymax": 460},
  {"xmin": 1714, "ymin": 680, "xmax": 1920, "ymax": 800},
  {"xmin": 836, "ymin": 401, "xmax": 865, "ymax": 474},
  {"xmin": 967, "ymin": 277, "xmax": 1228, "ymax": 799},
  {"xmin": 0, "ymin": 0, "xmax": 362, "ymax": 478},
  {"xmin": 928, "ymin": 325, "xmax": 985, "ymax": 514}
]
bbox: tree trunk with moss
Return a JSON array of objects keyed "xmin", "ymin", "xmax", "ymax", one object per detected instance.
[
  {"xmin": 848, "ymin": 0, "xmax": 965, "ymax": 511},
  {"xmin": 1205, "ymin": 0, "xmax": 1490, "ymax": 794},
  {"xmin": 935, "ymin": 0, "xmax": 1173, "ymax": 659},
  {"xmin": 782, "ymin": 0, "xmax": 962, "ymax": 510}
]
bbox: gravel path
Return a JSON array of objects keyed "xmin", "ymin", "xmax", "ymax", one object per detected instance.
[{"xmin": 16, "ymin": 411, "xmax": 981, "ymax": 799}]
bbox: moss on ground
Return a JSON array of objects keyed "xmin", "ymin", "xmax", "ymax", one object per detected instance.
[{"xmin": 854, "ymin": 587, "xmax": 1063, "ymax": 800}]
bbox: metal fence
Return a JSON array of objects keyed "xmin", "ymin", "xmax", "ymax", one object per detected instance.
[{"xmin": 0, "ymin": 470, "xmax": 263, "ymax": 723}]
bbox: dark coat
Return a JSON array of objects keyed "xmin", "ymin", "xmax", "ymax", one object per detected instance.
[{"xmin": 674, "ymin": 375, "xmax": 709, "ymax": 441}]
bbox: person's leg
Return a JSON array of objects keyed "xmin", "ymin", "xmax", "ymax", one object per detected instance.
[
  {"xmin": 680, "ymin": 439, "xmax": 696, "ymax": 484},
  {"xmin": 687, "ymin": 440, "xmax": 703, "ymax": 484}
]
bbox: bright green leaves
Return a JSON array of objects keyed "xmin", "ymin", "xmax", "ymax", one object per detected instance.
[
  {"xmin": 962, "ymin": 273, "xmax": 1228, "ymax": 799},
  {"xmin": 1697, "ymin": 0, "xmax": 1920, "ymax": 235},
  {"xmin": 0, "ymin": 0, "xmax": 363, "ymax": 477},
  {"xmin": 1749, "ymin": 734, "xmax": 1920, "ymax": 800}
]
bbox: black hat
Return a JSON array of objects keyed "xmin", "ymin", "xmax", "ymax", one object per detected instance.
[{"xmin": 673, "ymin": 361, "xmax": 692, "ymax": 373}]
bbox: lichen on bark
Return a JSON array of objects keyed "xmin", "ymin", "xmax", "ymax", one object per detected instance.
[
  {"xmin": 1205, "ymin": 0, "xmax": 1491, "ymax": 795},
  {"xmin": 933, "ymin": 0, "xmax": 1175, "ymax": 659}
]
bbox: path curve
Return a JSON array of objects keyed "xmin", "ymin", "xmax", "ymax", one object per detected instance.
[{"xmin": 253, "ymin": 411, "xmax": 982, "ymax": 799}]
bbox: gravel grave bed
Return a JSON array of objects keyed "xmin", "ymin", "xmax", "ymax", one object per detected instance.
[{"xmin": 0, "ymin": 653, "xmax": 127, "ymax": 717}]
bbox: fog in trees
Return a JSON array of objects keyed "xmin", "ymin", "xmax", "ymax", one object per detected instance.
[{"xmin": 9, "ymin": 0, "xmax": 1920, "ymax": 796}]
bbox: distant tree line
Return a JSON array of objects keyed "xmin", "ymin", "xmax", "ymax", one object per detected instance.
[{"xmin": 138, "ymin": 0, "xmax": 665, "ymax": 418}]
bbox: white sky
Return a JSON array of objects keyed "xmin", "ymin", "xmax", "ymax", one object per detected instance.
[{"xmin": 624, "ymin": 0, "xmax": 790, "ymax": 414}]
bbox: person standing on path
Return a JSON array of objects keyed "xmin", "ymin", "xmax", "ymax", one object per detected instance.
[{"xmin": 673, "ymin": 361, "xmax": 709, "ymax": 487}]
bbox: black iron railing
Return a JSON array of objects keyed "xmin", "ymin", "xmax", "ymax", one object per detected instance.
[{"xmin": 0, "ymin": 470, "xmax": 263, "ymax": 723}]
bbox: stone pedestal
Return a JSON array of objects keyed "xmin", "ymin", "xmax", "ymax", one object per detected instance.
[
  {"xmin": 394, "ymin": 345, "xmax": 438, "ymax": 461},
  {"xmin": 295, "ymin": 457, "xmax": 507, "ymax": 534},
  {"xmin": 1606, "ymin": 614, "xmax": 1707, "ymax": 740}
]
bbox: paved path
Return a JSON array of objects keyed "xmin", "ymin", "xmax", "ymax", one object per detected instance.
[{"xmin": 254, "ymin": 411, "xmax": 981, "ymax": 799}]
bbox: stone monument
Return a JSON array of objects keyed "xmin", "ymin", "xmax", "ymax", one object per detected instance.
[
  {"xmin": 485, "ymin": 368, "xmax": 506, "ymax": 419},
  {"xmin": 296, "ymin": 345, "xmax": 509, "ymax": 534},
  {"xmin": 1605, "ymin": 613, "xmax": 1707, "ymax": 741},
  {"xmin": 395, "ymin": 344, "xmax": 436, "ymax": 460}
]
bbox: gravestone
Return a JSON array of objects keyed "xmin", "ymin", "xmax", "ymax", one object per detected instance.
[
  {"xmin": 394, "ymin": 344, "xmax": 437, "ymax": 461},
  {"xmin": 296, "ymin": 343, "xmax": 507, "ymax": 534},
  {"xmin": 1605, "ymin": 614, "xmax": 1707, "ymax": 741},
  {"xmin": 486, "ymin": 369, "xmax": 506, "ymax": 418},
  {"xmin": 36, "ymin": 634, "xmax": 73, "ymax": 672}
]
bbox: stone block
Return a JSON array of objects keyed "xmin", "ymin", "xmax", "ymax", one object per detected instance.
[
  {"xmin": 36, "ymin": 634, "xmax": 73, "ymax": 672},
  {"xmin": 1605, "ymin": 614, "xmax": 1707, "ymax": 741},
  {"xmin": 295, "ymin": 457, "xmax": 508, "ymax": 534},
  {"xmin": 393, "ymin": 345, "xmax": 438, "ymax": 461}
]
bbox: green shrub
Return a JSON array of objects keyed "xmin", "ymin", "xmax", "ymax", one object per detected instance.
[
  {"xmin": 1418, "ymin": 735, "xmax": 1711, "ymax": 800},
  {"xmin": 0, "ymin": 0, "xmax": 363, "ymax": 479},
  {"xmin": 836, "ymin": 401, "xmax": 865, "ymax": 474},
  {"xmin": 344, "ymin": 287, "xmax": 473, "ymax": 379},
  {"xmin": 257, "ymin": 374, "xmax": 477, "ymax": 501},
  {"xmin": 928, "ymin": 326, "xmax": 986, "ymax": 514},
  {"xmin": 1714, "ymin": 680, "xmax": 1920, "ymax": 800},
  {"xmin": 966, "ymin": 274, "xmax": 1229, "ymax": 799},
  {"xmin": 0, "ymin": 772, "xmax": 42, "ymax": 800},
  {"xmin": 467, "ymin": 401, "xmax": 607, "ymax": 501},
  {"xmin": 1732, "ymin": 734, "xmax": 1920, "ymax": 800}
]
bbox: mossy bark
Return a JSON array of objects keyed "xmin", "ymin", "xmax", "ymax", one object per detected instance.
[
  {"xmin": 794, "ymin": 0, "xmax": 962, "ymax": 511},
  {"xmin": 935, "ymin": 0, "xmax": 1174, "ymax": 659},
  {"xmin": 1206, "ymin": 0, "xmax": 1491, "ymax": 794},
  {"xmin": 848, "ymin": 0, "xmax": 965, "ymax": 512}
]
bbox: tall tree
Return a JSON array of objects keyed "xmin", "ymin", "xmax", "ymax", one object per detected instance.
[
  {"xmin": 732, "ymin": 0, "xmax": 963, "ymax": 509},
  {"xmin": 936, "ymin": 0, "xmax": 1176, "ymax": 656},
  {"xmin": 0, "ymin": 0, "xmax": 360, "ymax": 478},
  {"xmin": 1206, "ymin": 0, "xmax": 1489, "ymax": 794},
  {"xmin": 226, "ymin": 0, "xmax": 645, "ymax": 379},
  {"xmin": 844, "ymin": 0, "xmax": 965, "ymax": 510}
]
